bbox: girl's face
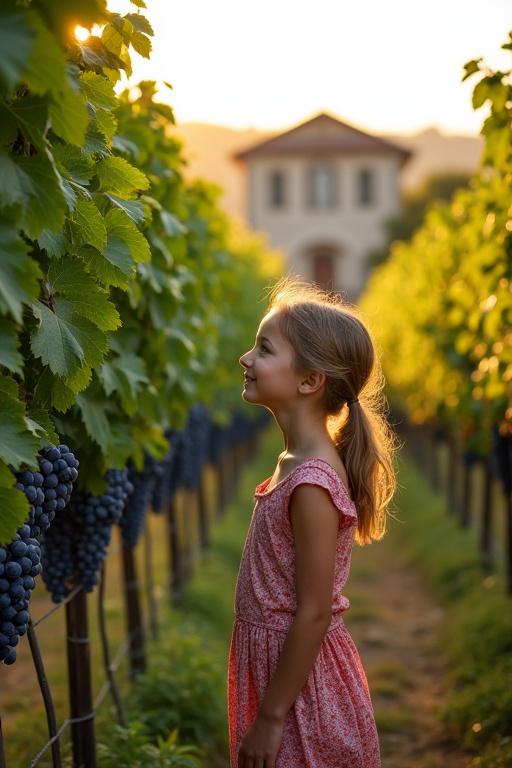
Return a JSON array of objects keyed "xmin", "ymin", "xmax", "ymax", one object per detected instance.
[{"xmin": 239, "ymin": 310, "xmax": 303, "ymax": 409}]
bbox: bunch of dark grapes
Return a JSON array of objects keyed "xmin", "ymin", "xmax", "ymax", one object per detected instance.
[
  {"xmin": 150, "ymin": 429, "xmax": 180, "ymax": 514},
  {"xmin": 207, "ymin": 421, "xmax": 228, "ymax": 465},
  {"xmin": 0, "ymin": 526, "xmax": 41, "ymax": 665},
  {"xmin": 120, "ymin": 458, "xmax": 157, "ymax": 548},
  {"xmin": 42, "ymin": 469, "xmax": 133, "ymax": 602},
  {"xmin": 0, "ymin": 444, "xmax": 79, "ymax": 665},
  {"xmin": 14, "ymin": 445, "xmax": 79, "ymax": 537},
  {"xmin": 180, "ymin": 405, "xmax": 211, "ymax": 491}
]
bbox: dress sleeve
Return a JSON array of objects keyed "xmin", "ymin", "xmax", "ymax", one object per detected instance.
[{"xmin": 285, "ymin": 464, "xmax": 358, "ymax": 535}]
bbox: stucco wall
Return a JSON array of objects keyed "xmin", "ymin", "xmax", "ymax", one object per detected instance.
[{"xmin": 246, "ymin": 154, "xmax": 402, "ymax": 299}]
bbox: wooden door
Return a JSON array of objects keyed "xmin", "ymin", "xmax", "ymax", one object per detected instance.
[{"xmin": 312, "ymin": 252, "xmax": 334, "ymax": 291}]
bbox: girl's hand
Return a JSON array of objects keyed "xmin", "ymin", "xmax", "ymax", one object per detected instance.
[{"xmin": 237, "ymin": 711, "xmax": 285, "ymax": 768}]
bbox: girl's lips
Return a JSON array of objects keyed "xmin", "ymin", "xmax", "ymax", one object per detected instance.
[{"xmin": 244, "ymin": 376, "xmax": 255, "ymax": 382}]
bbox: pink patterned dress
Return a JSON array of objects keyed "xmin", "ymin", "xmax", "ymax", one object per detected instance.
[{"xmin": 227, "ymin": 457, "xmax": 381, "ymax": 768}]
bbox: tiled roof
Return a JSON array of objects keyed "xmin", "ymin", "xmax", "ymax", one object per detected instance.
[{"xmin": 233, "ymin": 111, "xmax": 411, "ymax": 164}]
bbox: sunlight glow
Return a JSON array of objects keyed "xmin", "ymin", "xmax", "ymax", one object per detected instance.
[{"xmin": 74, "ymin": 25, "xmax": 90, "ymax": 42}]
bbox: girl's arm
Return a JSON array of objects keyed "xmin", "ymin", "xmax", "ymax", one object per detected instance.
[{"xmin": 257, "ymin": 483, "xmax": 339, "ymax": 723}]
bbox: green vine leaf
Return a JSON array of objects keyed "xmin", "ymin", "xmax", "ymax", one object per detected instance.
[
  {"xmin": 70, "ymin": 198, "xmax": 107, "ymax": 251},
  {"xmin": 105, "ymin": 207, "xmax": 151, "ymax": 264},
  {"xmin": 0, "ymin": 6, "xmax": 35, "ymax": 91},
  {"xmin": 0, "ymin": 317, "xmax": 23, "ymax": 375},
  {"xmin": 47, "ymin": 257, "xmax": 121, "ymax": 331},
  {"xmin": 96, "ymin": 155, "xmax": 149, "ymax": 196},
  {"xmin": 0, "ymin": 458, "xmax": 30, "ymax": 546},
  {"xmin": 0, "ymin": 153, "xmax": 68, "ymax": 238},
  {"xmin": 76, "ymin": 391, "xmax": 113, "ymax": 452},
  {"xmin": 0, "ymin": 391, "xmax": 39, "ymax": 469},
  {"xmin": 0, "ymin": 222, "xmax": 42, "ymax": 323},
  {"xmin": 31, "ymin": 297, "xmax": 108, "ymax": 377}
]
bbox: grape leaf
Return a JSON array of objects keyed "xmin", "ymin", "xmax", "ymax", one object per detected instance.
[
  {"xmin": 80, "ymin": 244, "xmax": 133, "ymax": 289},
  {"xmin": 47, "ymin": 257, "xmax": 121, "ymax": 331},
  {"xmin": 99, "ymin": 352, "xmax": 147, "ymax": 414},
  {"xmin": 0, "ymin": 223, "xmax": 42, "ymax": 323},
  {"xmin": 70, "ymin": 198, "xmax": 107, "ymax": 251},
  {"xmin": 76, "ymin": 391, "xmax": 113, "ymax": 452},
  {"xmin": 0, "ymin": 6, "xmax": 35, "ymax": 91},
  {"xmin": 94, "ymin": 109, "xmax": 118, "ymax": 143},
  {"xmin": 50, "ymin": 376, "xmax": 76, "ymax": 413},
  {"xmin": 131, "ymin": 31, "xmax": 152, "ymax": 58},
  {"xmin": 0, "ymin": 374, "xmax": 18, "ymax": 400},
  {"xmin": 38, "ymin": 229, "xmax": 69, "ymax": 259},
  {"xmin": 105, "ymin": 193, "xmax": 147, "ymax": 225},
  {"xmin": 96, "ymin": 155, "xmax": 149, "ymax": 195},
  {"xmin": 48, "ymin": 80, "xmax": 89, "ymax": 146},
  {"xmin": 23, "ymin": 11, "xmax": 67, "ymax": 95},
  {"xmin": 52, "ymin": 145, "xmax": 94, "ymax": 185},
  {"xmin": 4, "ymin": 95, "xmax": 48, "ymax": 151},
  {"xmin": 79, "ymin": 71, "xmax": 118, "ymax": 111},
  {"xmin": 105, "ymin": 207, "xmax": 151, "ymax": 263},
  {"xmin": 31, "ymin": 297, "xmax": 108, "ymax": 377},
  {"xmin": 0, "ymin": 482, "xmax": 30, "ymax": 547},
  {"xmin": 160, "ymin": 210, "xmax": 188, "ymax": 236},
  {"xmin": 125, "ymin": 13, "xmax": 154, "ymax": 36},
  {"xmin": 63, "ymin": 363, "xmax": 93, "ymax": 394},
  {"xmin": 0, "ymin": 395, "xmax": 39, "ymax": 468},
  {"xmin": 25, "ymin": 405, "xmax": 59, "ymax": 446},
  {"xmin": 0, "ymin": 153, "xmax": 68, "ymax": 238},
  {"xmin": 78, "ymin": 37, "xmax": 125, "ymax": 72},
  {"xmin": 0, "ymin": 317, "xmax": 23, "ymax": 375}
]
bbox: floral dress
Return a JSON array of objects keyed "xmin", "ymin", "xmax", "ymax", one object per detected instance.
[{"xmin": 227, "ymin": 457, "xmax": 381, "ymax": 768}]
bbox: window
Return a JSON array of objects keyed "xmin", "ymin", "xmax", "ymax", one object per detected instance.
[
  {"xmin": 269, "ymin": 170, "xmax": 286, "ymax": 208},
  {"xmin": 307, "ymin": 162, "xmax": 337, "ymax": 209},
  {"xmin": 358, "ymin": 168, "xmax": 375, "ymax": 206}
]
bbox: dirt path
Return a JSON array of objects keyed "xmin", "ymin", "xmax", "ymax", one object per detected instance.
[{"xmin": 344, "ymin": 529, "xmax": 471, "ymax": 768}]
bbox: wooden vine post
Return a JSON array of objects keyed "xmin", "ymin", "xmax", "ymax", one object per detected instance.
[
  {"xmin": 65, "ymin": 590, "xmax": 96, "ymax": 768},
  {"xmin": 121, "ymin": 545, "xmax": 146, "ymax": 679}
]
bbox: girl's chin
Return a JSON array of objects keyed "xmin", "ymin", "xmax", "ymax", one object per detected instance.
[{"xmin": 242, "ymin": 387, "xmax": 261, "ymax": 403}]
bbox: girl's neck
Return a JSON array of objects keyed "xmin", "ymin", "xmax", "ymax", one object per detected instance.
[{"xmin": 273, "ymin": 410, "xmax": 334, "ymax": 459}]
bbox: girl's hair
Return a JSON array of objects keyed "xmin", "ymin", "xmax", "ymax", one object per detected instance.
[{"xmin": 264, "ymin": 274, "xmax": 399, "ymax": 545}]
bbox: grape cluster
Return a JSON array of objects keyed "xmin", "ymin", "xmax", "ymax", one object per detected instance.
[
  {"xmin": 0, "ymin": 444, "xmax": 79, "ymax": 665},
  {"xmin": 14, "ymin": 445, "xmax": 79, "ymax": 537},
  {"xmin": 42, "ymin": 469, "xmax": 133, "ymax": 602},
  {"xmin": 150, "ymin": 430, "xmax": 180, "ymax": 514},
  {"xmin": 183, "ymin": 404, "xmax": 211, "ymax": 491},
  {"xmin": 0, "ymin": 526, "xmax": 40, "ymax": 665},
  {"xmin": 121, "ymin": 459, "xmax": 156, "ymax": 548}
]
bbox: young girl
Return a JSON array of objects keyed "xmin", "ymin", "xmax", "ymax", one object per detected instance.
[{"xmin": 227, "ymin": 275, "xmax": 398, "ymax": 768}]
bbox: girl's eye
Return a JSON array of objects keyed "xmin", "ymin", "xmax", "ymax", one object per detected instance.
[{"xmin": 260, "ymin": 345, "xmax": 269, "ymax": 353}]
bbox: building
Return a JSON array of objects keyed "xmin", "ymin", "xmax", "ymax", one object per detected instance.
[{"xmin": 233, "ymin": 111, "xmax": 411, "ymax": 301}]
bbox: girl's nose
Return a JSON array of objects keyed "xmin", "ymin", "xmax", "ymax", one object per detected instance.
[{"xmin": 239, "ymin": 353, "xmax": 250, "ymax": 368}]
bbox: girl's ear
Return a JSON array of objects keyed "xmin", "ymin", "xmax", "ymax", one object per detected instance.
[{"xmin": 298, "ymin": 370, "xmax": 325, "ymax": 395}]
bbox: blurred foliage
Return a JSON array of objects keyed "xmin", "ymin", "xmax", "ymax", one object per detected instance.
[
  {"xmin": 97, "ymin": 721, "xmax": 204, "ymax": 767},
  {"xmin": 360, "ymin": 32, "xmax": 512, "ymax": 454},
  {"xmin": 368, "ymin": 171, "xmax": 471, "ymax": 268}
]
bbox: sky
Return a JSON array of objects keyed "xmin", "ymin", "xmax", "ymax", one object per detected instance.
[{"xmin": 106, "ymin": 0, "xmax": 511, "ymax": 137}]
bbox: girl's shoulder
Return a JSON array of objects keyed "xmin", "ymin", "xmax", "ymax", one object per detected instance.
[
  {"xmin": 256, "ymin": 455, "xmax": 356, "ymax": 522},
  {"xmin": 285, "ymin": 457, "xmax": 358, "ymax": 532}
]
